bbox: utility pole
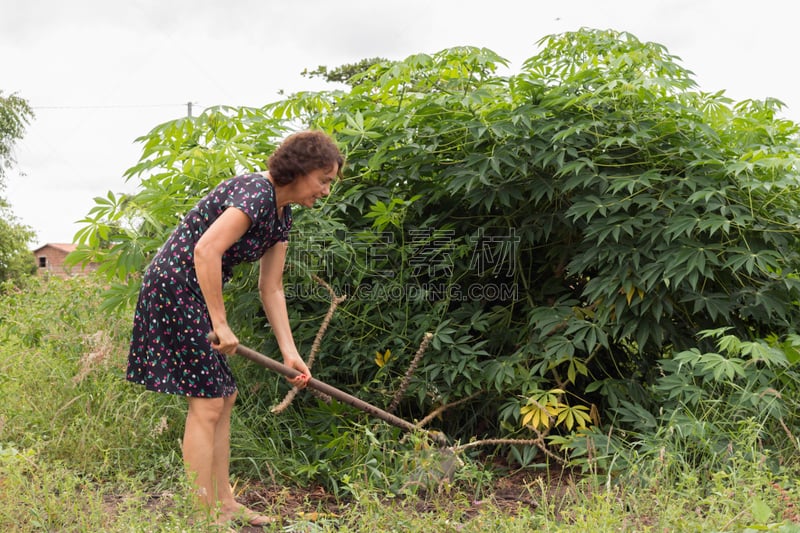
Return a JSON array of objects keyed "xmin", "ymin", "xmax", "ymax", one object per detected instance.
[{"xmin": 186, "ymin": 101, "xmax": 193, "ymax": 117}]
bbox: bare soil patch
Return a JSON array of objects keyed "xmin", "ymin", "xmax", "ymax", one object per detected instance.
[{"xmin": 228, "ymin": 465, "xmax": 572, "ymax": 532}]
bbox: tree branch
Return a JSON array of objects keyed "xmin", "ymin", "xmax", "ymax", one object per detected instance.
[
  {"xmin": 387, "ymin": 332, "xmax": 433, "ymax": 414},
  {"xmin": 271, "ymin": 276, "xmax": 345, "ymax": 413}
]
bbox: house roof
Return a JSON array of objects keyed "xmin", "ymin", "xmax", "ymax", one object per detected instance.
[{"xmin": 32, "ymin": 243, "xmax": 78, "ymax": 254}]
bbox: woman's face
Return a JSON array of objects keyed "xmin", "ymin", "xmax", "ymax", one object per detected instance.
[{"xmin": 294, "ymin": 164, "xmax": 339, "ymax": 207}]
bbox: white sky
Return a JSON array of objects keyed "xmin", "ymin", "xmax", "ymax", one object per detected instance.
[{"xmin": 3, "ymin": 0, "xmax": 798, "ymax": 248}]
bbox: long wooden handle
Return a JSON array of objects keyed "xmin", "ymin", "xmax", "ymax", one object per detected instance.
[{"xmin": 208, "ymin": 333, "xmax": 422, "ymax": 436}]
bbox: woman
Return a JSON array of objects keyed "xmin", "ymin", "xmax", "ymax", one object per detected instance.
[{"xmin": 126, "ymin": 130, "xmax": 344, "ymax": 528}]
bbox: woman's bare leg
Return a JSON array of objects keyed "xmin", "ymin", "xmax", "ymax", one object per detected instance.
[
  {"xmin": 184, "ymin": 392, "xmax": 271, "ymax": 525},
  {"xmin": 213, "ymin": 391, "xmax": 237, "ymax": 511},
  {"xmin": 183, "ymin": 396, "xmax": 226, "ymax": 516}
]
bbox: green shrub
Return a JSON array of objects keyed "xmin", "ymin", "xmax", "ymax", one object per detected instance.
[{"xmin": 71, "ymin": 28, "xmax": 800, "ymax": 473}]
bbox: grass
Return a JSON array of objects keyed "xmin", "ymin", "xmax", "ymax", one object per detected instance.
[{"xmin": 1, "ymin": 275, "xmax": 800, "ymax": 532}]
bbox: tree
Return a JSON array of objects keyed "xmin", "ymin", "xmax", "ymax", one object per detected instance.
[
  {"xmin": 74, "ymin": 29, "xmax": 800, "ymax": 467},
  {"xmin": 0, "ymin": 91, "xmax": 34, "ymax": 183},
  {"xmin": 0, "ymin": 202, "xmax": 36, "ymax": 283},
  {"xmin": 0, "ymin": 91, "xmax": 36, "ymax": 284},
  {"xmin": 302, "ymin": 57, "xmax": 387, "ymax": 86}
]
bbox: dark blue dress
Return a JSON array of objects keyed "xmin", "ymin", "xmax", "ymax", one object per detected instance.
[{"xmin": 126, "ymin": 174, "xmax": 292, "ymax": 397}]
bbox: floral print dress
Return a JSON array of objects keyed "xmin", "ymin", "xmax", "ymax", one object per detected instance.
[{"xmin": 126, "ymin": 174, "xmax": 292, "ymax": 398}]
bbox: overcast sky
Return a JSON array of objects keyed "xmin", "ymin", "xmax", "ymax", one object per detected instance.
[{"xmin": 3, "ymin": 0, "xmax": 798, "ymax": 248}]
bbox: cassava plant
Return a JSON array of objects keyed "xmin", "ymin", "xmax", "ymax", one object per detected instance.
[{"xmin": 71, "ymin": 29, "xmax": 800, "ymax": 469}]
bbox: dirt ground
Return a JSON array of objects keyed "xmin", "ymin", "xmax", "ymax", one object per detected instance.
[
  {"xmin": 138, "ymin": 464, "xmax": 800, "ymax": 531},
  {"xmin": 229, "ymin": 466, "xmax": 566, "ymax": 532}
]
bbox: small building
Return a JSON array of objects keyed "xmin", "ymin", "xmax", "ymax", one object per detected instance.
[{"xmin": 31, "ymin": 243, "xmax": 96, "ymax": 278}]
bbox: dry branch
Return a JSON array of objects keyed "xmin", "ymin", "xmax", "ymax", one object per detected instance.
[
  {"xmin": 271, "ymin": 276, "xmax": 345, "ymax": 413},
  {"xmin": 452, "ymin": 434, "xmax": 567, "ymax": 465},
  {"xmin": 413, "ymin": 391, "xmax": 482, "ymax": 429},
  {"xmin": 387, "ymin": 332, "xmax": 433, "ymax": 414}
]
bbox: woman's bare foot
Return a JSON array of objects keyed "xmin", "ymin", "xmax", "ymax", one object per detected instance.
[{"xmin": 220, "ymin": 502, "xmax": 277, "ymax": 526}]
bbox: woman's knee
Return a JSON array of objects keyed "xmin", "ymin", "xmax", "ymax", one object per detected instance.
[{"xmin": 187, "ymin": 396, "xmax": 227, "ymax": 424}]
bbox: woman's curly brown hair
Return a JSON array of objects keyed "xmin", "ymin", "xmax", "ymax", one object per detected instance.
[{"xmin": 268, "ymin": 131, "xmax": 344, "ymax": 186}]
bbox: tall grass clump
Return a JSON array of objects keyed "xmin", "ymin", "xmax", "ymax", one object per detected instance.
[
  {"xmin": 532, "ymin": 430, "xmax": 800, "ymax": 532},
  {"xmin": 0, "ymin": 275, "xmax": 193, "ymax": 531},
  {"xmin": 0, "ymin": 275, "xmax": 185, "ymax": 481}
]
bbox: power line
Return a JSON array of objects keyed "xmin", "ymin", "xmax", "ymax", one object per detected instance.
[{"xmin": 32, "ymin": 103, "xmax": 192, "ymax": 110}]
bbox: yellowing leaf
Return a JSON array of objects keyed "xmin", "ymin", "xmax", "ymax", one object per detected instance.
[
  {"xmin": 534, "ymin": 409, "xmax": 548, "ymax": 429},
  {"xmin": 557, "ymin": 409, "xmax": 574, "ymax": 430},
  {"xmin": 521, "ymin": 399, "xmax": 563, "ymax": 430},
  {"xmin": 375, "ymin": 348, "xmax": 392, "ymax": 368},
  {"xmin": 521, "ymin": 392, "xmax": 594, "ymax": 433},
  {"xmin": 521, "ymin": 406, "xmax": 536, "ymax": 427}
]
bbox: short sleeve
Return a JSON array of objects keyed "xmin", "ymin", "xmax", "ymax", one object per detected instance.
[{"xmin": 221, "ymin": 176, "xmax": 274, "ymax": 227}]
